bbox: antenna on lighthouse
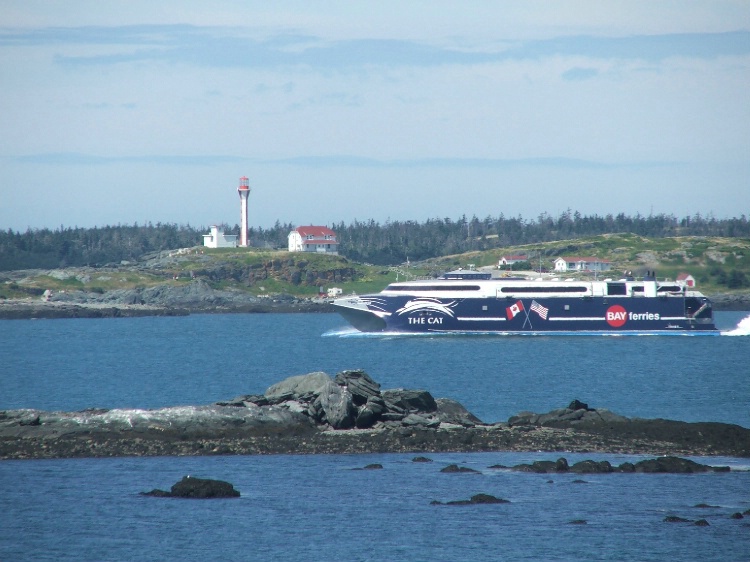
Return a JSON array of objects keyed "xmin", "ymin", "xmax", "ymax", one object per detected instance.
[{"xmin": 237, "ymin": 176, "xmax": 250, "ymax": 247}]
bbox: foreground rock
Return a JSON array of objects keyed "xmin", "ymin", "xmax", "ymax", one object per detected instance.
[
  {"xmin": 1, "ymin": 371, "xmax": 748, "ymax": 460},
  {"xmin": 141, "ymin": 476, "xmax": 240, "ymax": 498}
]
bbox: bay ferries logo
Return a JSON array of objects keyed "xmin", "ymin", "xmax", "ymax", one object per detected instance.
[{"xmin": 606, "ymin": 305, "xmax": 660, "ymax": 327}]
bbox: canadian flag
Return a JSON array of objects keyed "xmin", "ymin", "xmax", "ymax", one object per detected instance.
[{"xmin": 506, "ymin": 300, "xmax": 524, "ymax": 320}]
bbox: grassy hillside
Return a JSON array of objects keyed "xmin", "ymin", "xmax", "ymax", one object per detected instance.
[
  {"xmin": 2, "ymin": 234, "xmax": 749, "ymax": 299},
  {"xmin": 426, "ymin": 233, "xmax": 750, "ymax": 293}
]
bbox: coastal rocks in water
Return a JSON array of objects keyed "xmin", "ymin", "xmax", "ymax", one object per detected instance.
[
  {"xmin": 507, "ymin": 456, "xmax": 717, "ymax": 474},
  {"xmin": 142, "ymin": 476, "xmax": 240, "ymax": 499},
  {"xmin": 434, "ymin": 398, "xmax": 484, "ymax": 427},
  {"xmin": 633, "ymin": 456, "xmax": 710, "ymax": 473},
  {"xmin": 412, "ymin": 456, "xmax": 433, "ymax": 463},
  {"xmin": 508, "ymin": 400, "xmax": 628, "ymax": 427},
  {"xmin": 265, "ymin": 372, "xmax": 332, "ymax": 403},
  {"xmin": 257, "ymin": 371, "xmax": 474, "ymax": 431},
  {"xmin": 432, "ymin": 493, "xmax": 510, "ymax": 506},
  {"xmin": 334, "ymin": 370, "xmax": 381, "ymax": 405},
  {"xmin": 440, "ymin": 464, "xmax": 480, "ymax": 474},
  {"xmin": 570, "ymin": 460, "xmax": 614, "ymax": 474},
  {"xmin": 258, "ymin": 371, "xmax": 446, "ymax": 430},
  {"xmin": 382, "ymin": 389, "xmax": 438, "ymax": 415},
  {"xmin": 3, "ymin": 370, "xmax": 749, "ymax": 460},
  {"xmin": 505, "ymin": 401, "xmax": 750, "ymax": 457},
  {"xmin": 511, "ymin": 458, "xmax": 571, "ymax": 473},
  {"xmin": 352, "ymin": 463, "xmax": 383, "ymax": 470},
  {"xmin": 664, "ymin": 516, "xmax": 692, "ymax": 523},
  {"xmin": 315, "ymin": 380, "xmax": 356, "ymax": 429},
  {"xmin": 664, "ymin": 515, "xmax": 710, "ymax": 526},
  {"xmin": 355, "ymin": 395, "xmax": 387, "ymax": 429}
]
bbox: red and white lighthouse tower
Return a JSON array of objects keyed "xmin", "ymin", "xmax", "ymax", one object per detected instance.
[{"xmin": 237, "ymin": 176, "xmax": 250, "ymax": 247}]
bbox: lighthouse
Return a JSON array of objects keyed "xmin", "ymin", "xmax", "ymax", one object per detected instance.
[{"xmin": 237, "ymin": 176, "xmax": 250, "ymax": 247}]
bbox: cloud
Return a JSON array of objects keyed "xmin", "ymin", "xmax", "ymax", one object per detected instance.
[
  {"xmin": 561, "ymin": 67, "xmax": 599, "ymax": 81},
  {"xmin": 13, "ymin": 153, "xmax": 246, "ymax": 166},
  {"xmin": 12, "ymin": 152, "xmax": 675, "ymax": 170},
  {"xmin": 2, "ymin": 25, "xmax": 748, "ymax": 70}
]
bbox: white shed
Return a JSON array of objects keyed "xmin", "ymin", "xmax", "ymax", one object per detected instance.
[{"xmin": 203, "ymin": 226, "xmax": 238, "ymax": 248}]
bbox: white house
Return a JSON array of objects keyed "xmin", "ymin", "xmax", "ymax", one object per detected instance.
[
  {"xmin": 288, "ymin": 226, "xmax": 339, "ymax": 254},
  {"xmin": 203, "ymin": 225, "xmax": 237, "ymax": 248},
  {"xmin": 677, "ymin": 272, "xmax": 696, "ymax": 287},
  {"xmin": 553, "ymin": 256, "xmax": 612, "ymax": 272},
  {"xmin": 498, "ymin": 255, "xmax": 528, "ymax": 267},
  {"xmin": 327, "ymin": 287, "xmax": 343, "ymax": 297}
]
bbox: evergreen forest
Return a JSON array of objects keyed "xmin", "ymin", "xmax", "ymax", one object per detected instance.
[{"xmin": 1, "ymin": 211, "xmax": 749, "ymax": 272}]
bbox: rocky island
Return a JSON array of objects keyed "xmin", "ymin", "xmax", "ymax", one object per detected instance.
[{"xmin": 2, "ymin": 370, "xmax": 748, "ymax": 460}]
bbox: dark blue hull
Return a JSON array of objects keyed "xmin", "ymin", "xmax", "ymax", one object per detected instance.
[{"xmin": 333, "ymin": 294, "xmax": 717, "ymax": 334}]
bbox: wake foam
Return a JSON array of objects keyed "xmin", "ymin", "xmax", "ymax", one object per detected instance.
[{"xmin": 721, "ymin": 314, "xmax": 750, "ymax": 336}]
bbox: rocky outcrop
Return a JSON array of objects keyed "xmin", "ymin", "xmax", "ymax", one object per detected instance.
[
  {"xmin": 440, "ymin": 464, "xmax": 481, "ymax": 474},
  {"xmin": 508, "ymin": 399, "xmax": 629, "ymax": 427},
  {"xmin": 242, "ymin": 371, "xmax": 467, "ymax": 432},
  {"xmin": 507, "ymin": 456, "xmax": 722, "ymax": 474},
  {"xmin": 506, "ymin": 401, "xmax": 750, "ymax": 457},
  {"xmin": 2, "ymin": 371, "xmax": 749, "ymax": 460},
  {"xmin": 432, "ymin": 494, "xmax": 510, "ymax": 506},
  {"xmin": 141, "ymin": 476, "xmax": 240, "ymax": 498}
]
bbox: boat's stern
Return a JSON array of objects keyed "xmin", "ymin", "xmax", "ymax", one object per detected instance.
[
  {"xmin": 331, "ymin": 295, "xmax": 387, "ymax": 332},
  {"xmin": 685, "ymin": 293, "xmax": 716, "ymax": 330}
]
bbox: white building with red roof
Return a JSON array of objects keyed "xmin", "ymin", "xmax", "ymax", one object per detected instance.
[
  {"xmin": 677, "ymin": 272, "xmax": 696, "ymax": 287},
  {"xmin": 288, "ymin": 226, "xmax": 339, "ymax": 255},
  {"xmin": 498, "ymin": 254, "xmax": 528, "ymax": 267},
  {"xmin": 554, "ymin": 256, "xmax": 612, "ymax": 272}
]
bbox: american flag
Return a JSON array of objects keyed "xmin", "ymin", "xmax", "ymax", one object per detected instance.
[{"xmin": 530, "ymin": 300, "xmax": 549, "ymax": 320}]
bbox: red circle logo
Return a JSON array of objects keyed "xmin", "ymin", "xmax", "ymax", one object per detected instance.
[{"xmin": 606, "ymin": 305, "xmax": 627, "ymax": 328}]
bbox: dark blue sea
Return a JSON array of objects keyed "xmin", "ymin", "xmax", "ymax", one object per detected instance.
[{"xmin": 1, "ymin": 311, "xmax": 749, "ymax": 561}]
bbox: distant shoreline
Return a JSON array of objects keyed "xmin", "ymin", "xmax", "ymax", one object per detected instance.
[{"xmin": 0, "ymin": 298, "xmax": 335, "ymax": 320}]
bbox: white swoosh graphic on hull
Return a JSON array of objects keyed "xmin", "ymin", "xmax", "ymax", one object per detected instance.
[{"xmin": 395, "ymin": 298, "xmax": 457, "ymax": 317}]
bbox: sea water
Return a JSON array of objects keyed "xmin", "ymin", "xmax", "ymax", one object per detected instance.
[{"xmin": 1, "ymin": 312, "xmax": 749, "ymax": 561}]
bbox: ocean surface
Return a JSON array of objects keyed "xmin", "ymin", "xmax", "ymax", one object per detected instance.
[{"xmin": 1, "ymin": 311, "xmax": 749, "ymax": 561}]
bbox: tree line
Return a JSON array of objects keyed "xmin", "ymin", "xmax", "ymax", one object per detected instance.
[{"xmin": 1, "ymin": 212, "xmax": 748, "ymax": 271}]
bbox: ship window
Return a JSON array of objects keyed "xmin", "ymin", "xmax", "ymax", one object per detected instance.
[
  {"xmin": 441, "ymin": 272, "xmax": 492, "ymax": 280},
  {"xmin": 657, "ymin": 285, "xmax": 682, "ymax": 293},
  {"xmin": 499, "ymin": 286, "xmax": 587, "ymax": 293},
  {"xmin": 385, "ymin": 284, "xmax": 480, "ymax": 291},
  {"xmin": 607, "ymin": 283, "xmax": 627, "ymax": 296}
]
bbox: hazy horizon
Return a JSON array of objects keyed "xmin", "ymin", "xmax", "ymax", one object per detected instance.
[{"xmin": 2, "ymin": 2, "xmax": 748, "ymax": 232}]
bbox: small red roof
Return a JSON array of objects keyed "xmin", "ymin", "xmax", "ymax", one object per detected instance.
[
  {"xmin": 295, "ymin": 226, "xmax": 337, "ymax": 238},
  {"xmin": 677, "ymin": 273, "xmax": 694, "ymax": 280}
]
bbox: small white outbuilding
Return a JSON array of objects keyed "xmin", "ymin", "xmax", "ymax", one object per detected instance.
[{"xmin": 203, "ymin": 225, "xmax": 238, "ymax": 248}]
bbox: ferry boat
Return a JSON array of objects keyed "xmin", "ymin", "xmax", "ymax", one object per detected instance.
[{"xmin": 331, "ymin": 269, "xmax": 717, "ymax": 334}]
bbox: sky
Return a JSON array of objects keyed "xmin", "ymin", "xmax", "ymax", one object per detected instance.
[{"xmin": 1, "ymin": 1, "xmax": 749, "ymax": 233}]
